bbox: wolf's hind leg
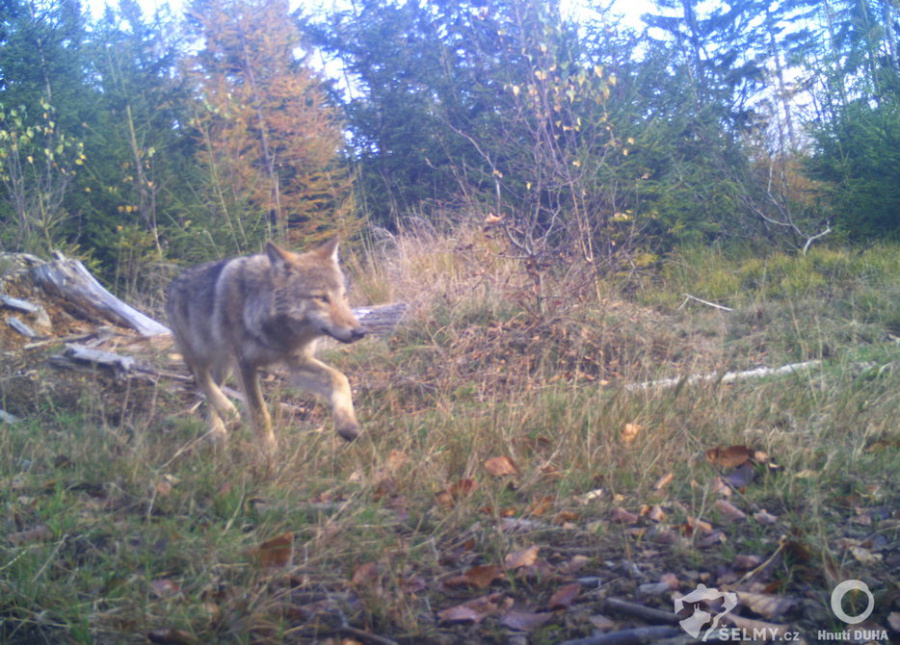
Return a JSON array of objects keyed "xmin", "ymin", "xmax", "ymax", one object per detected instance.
[{"xmin": 289, "ymin": 357, "xmax": 360, "ymax": 442}]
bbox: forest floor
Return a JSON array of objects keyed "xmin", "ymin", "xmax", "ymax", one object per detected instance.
[{"xmin": 1, "ymin": 226, "xmax": 898, "ymax": 644}]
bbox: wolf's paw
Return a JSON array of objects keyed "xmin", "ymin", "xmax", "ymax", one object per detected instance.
[{"xmin": 336, "ymin": 421, "xmax": 360, "ymax": 443}]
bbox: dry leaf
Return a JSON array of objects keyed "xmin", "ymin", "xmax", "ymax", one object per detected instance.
[
  {"xmin": 754, "ymin": 509, "xmax": 778, "ymax": 525},
  {"xmin": 437, "ymin": 478, "xmax": 478, "ymax": 509},
  {"xmin": 588, "ymin": 614, "xmax": 616, "ymax": 631},
  {"xmin": 526, "ymin": 495, "xmax": 554, "ymax": 516},
  {"xmin": 714, "ymin": 499, "xmax": 747, "ymax": 522},
  {"xmin": 610, "ymin": 507, "xmax": 639, "ymax": 524},
  {"xmin": 580, "ymin": 488, "xmax": 604, "ymax": 503},
  {"xmin": 256, "ymin": 532, "xmax": 294, "ymax": 568},
  {"xmin": 655, "ymin": 472, "xmax": 674, "ymax": 490},
  {"xmin": 464, "ymin": 564, "xmax": 504, "ymax": 589},
  {"xmin": 621, "ymin": 422, "xmax": 642, "ymax": 444},
  {"xmin": 548, "ymin": 582, "xmax": 581, "ymax": 610},
  {"xmin": 500, "ymin": 610, "xmax": 554, "ymax": 631},
  {"xmin": 449, "ymin": 478, "xmax": 478, "ymax": 498},
  {"xmin": 849, "ymin": 546, "xmax": 882, "ymax": 565},
  {"xmin": 400, "ymin": 575, "xmax": 427, "ymax": 594},
  {"xmin": 505, "ymin": 545, "xmax": 540, "ymax": 569},
  {"xmin": 660, "ymin": 573, "xmax": 680, "ymax": 590},
  {"xmin": 485, "ymin": 456, "xmax": 518, "ymax": 477},
  {"xmin": 437, "ymin": 604, "xmax": 484, "ymax": 624},
  {"xmin": 351, "ymin": 562, "xmax": 381, "ymax": 588},
  {"xmin": 733, "ymin": 554, "xmax": 763, "ymax": 570},
  {"xmin": 557, "ymin": 555, "xmax": 589, "ymax": 576},
  {"xmin": 706, "ymin": 445, "xmax": 754, "ymax": 469},
  {"xmin": 437, "ymin": 593, "xmax": 507, "ymax": 624},
  {"xmin": 553, "ymin": 510, "xmax": 579, "ymax": 524}
]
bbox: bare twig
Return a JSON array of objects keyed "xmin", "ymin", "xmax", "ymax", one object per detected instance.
[{"xmin": 678, "ymin": 294, "xmax": 735, "ymax": 312}]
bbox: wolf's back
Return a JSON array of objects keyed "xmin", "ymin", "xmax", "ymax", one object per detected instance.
[{"xmin": 166, "ymin": 259, "xmax": 229, "ymax": 362}]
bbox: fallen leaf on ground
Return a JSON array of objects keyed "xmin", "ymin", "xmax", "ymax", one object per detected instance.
[
  {"xmin": 450, "ymin": 478, "xmax": 478, "ymax": 498},
  {"xmin": 437, "ymin": 593, "xmax": 509, "ymax": 624},
  {"xmin": 436, "ymin": 478, "xmax": 478, "ymax": 509},
  {"xmin": 351, "ymin": 562, "xmax": 381, "ymax": 590},
  {"xmin": 610, "ymin": 507, "xmax": 639, "ymax": 524},
  {"xmin": 548, "ymin": 582, "xmax": 581, "ymax": 610},
  {"xmin": 706, "ymin": 445, "xmax": 754, "ymax": 468},
  {"xmin": 500, "ymin": 610, "xmax": 554, "ymax": 631},
  {"xmin": 621, "ymin": 423, "xmax": 642, "ymax": 444},
  {"xmin": 733, "ymin": 554, "xmax": 763, "ymax": 570},
  {"xmin": 505, "ymin": 545, "xmax": 540, "ymax": 569},
  {"xmin": 714, "ymin": 499, "xmax": 747, "ymax": 522},
  {"xmin": 461, "ymin": 564, "xmax": 504, "ymax": 589},
  {"xmin": 655, "ymin": 472, "xmax": 674, "ymax": 490},
  {"xmin": 849, "ymin": 546, "xmax": 882, "ymax": 564},
  {"xmin": 485, "ymin": 456, "xmax": 518, "ymax": 477},
  {"xmin": 400, "ymin": 575, "xmax": 427, "ymax": 594},
  {"xmin": 255, "ymin": 532, "xmax": 293, "ymax": 568},
  {"xmin": 588, "ymin": 614, "xmax": 616, "ymax": 631},
  {"xmin": 526, "ymin": 495, "xmax": 554, "ymax": 516},
  {"xmin": 754, "ymin": 509, "xmax": 778, "ymax": 525}
]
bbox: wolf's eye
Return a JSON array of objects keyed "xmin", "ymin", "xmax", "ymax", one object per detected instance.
[{"xmin": 313, "ymin": 294, "xmax": 330, "ymax": 304}]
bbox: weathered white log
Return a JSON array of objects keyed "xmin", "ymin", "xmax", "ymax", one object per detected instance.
[
  {"xmin": 625, "ymin": 360, "xmax": 822, "ymax": 391},
  {"xmin": 352, "ymin": 302, "xmax": 408, "ymax": 338},
  {"xmin": 0, "ymin": 409, "xmax": 22, "ymax": 424},
  {"xmin": 8, "ymin": 316, "xmax": 38, "ymax": 338},
  {"xmin": 1, "ymin": 294, "xmax": 41, "ymax": 314},
  {"xmin": 0, "ymin": 294, "xmax": 53, "ymax": 331},
  {"xmin": 63, "ymin": 343, "xmax": 138, "ymax": 373},
  {"xmin": 30, "ymin": 256, "xmax": 170, "ymax": 336}
]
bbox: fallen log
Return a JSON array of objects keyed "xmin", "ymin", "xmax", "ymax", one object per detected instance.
[
  {"xmin": 625, "ymin": 360, "xmax": 822, "ymax": 392},
  {"xmin": 30, "ymin": 254, "xmax": 170, "ymax": 337}
]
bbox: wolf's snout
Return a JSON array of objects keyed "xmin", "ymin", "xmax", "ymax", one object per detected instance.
[{"xmin": 351, "ymin": 326, "xmax": 367, "ymax": 341}]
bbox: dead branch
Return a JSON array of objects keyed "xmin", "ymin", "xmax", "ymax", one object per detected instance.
[
  {"xmin": 625, "ymin": 360, "xmax": 822, "ymax": 392},
  {"xmin": 678, "ymin": 294, "xmax": 735, "ymax": 312},
  {"xmin": 30, "ymin": 254, "xmax": 170, "ymax": 336}
]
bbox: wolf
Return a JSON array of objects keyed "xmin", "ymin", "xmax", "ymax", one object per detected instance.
[{"xmin": 166, "ymin": 238, "xmax": 366, "ymax": 454}]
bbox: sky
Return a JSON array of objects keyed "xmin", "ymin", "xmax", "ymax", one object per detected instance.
[{"xmin": 84, "ymin": 0, "xmax": 659, "ymax": 30}]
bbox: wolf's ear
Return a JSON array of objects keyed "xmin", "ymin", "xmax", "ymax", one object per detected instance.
[
  {"xmin": 315, "ymin": 237, "xmax": 340, "ymax": 262},
  {"xmin": 265, "ymin": 241, "xmax": 291, "ymax": 271}
]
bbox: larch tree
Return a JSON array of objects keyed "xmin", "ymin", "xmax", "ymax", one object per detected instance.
[{"xmin": 184, "ymin": 0, "xmax": 355, "ymax": 251}]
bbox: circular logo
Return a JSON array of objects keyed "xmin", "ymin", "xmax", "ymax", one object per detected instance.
[{"xmin": 830, "ymin": 580, "xmax": 874, "ymax": 625}]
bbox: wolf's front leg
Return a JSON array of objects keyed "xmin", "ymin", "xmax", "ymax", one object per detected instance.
[
  {"xmin": 288, "ymin": 356, "xmax": 360, "ymax": 442},
  {"xmin": 237, "ymin": 362, "xmax": 276, "ymax": 455},
  {"xmin": 194, "ymin": 365, "xmax": 239, "ymax": 445}
]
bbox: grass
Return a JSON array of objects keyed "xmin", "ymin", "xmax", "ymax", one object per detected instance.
[{"xmin": 1, "ymin": 228, "xmax": 898, "ymax": 643}]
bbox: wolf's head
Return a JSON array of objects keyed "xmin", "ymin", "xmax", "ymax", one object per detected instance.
[{"xmin": 265, "ymin": 238, "xmax": 366, "ymax": 344}]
